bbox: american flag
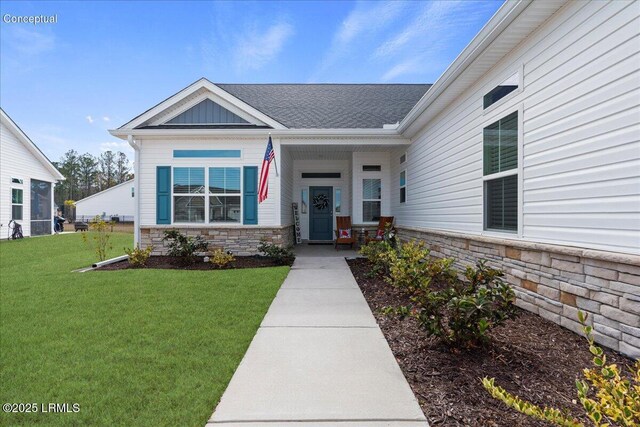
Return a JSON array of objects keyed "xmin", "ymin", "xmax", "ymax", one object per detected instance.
[{"xmin": 258, "ymin": 136, "xmax": 275, "ymax": 203}]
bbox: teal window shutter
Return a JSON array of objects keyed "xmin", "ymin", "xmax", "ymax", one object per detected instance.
[
  {"xmin": 156, "ymin": 166, "xmax": 171, "ymax": 224},
  {"xmin": 243, "ymin": 166, "xmax": 258, "ymax": 225}
]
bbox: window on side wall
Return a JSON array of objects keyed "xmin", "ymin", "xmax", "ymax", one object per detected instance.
[
  {"xmin": 483, "ymin": 111, "xmax": 518, "ymax": 232},
  {"xmin": 362, "ymin": 178, "xmax": 381, "ymax": 222},
  {"xmin": 209, "ymin": 167, "xmax": 241, "ymax": 223},
  {"xmin": 399, "ymin": 171, "xmax": 406, "ymax": 204},
  {"xmin": 484, "ymin": 72, "xmax": 519, "ymax": 109},
  {"xmin": 11, "ymin": 188, "xmax": 23, "ymax": 220},
  {"xmin": 173, "ymin": 167, "xmax": 205, "ymax": 223}
]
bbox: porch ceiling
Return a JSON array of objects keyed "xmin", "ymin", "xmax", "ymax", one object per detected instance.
[{"xmin": 284, "ymin": 144, "xmax": 404, "ymax": 160}]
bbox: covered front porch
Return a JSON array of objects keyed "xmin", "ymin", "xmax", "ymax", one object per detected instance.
[{"xmin": 279, "ymin": 141, "xmax": 407, "ymax": 245}]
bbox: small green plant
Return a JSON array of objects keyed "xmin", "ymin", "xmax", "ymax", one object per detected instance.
[
  {"xmin": 380, "ymin": 305, "xmax": 412, "ymax": 320},
  {"xmin": 414, "ymin": 260, "xmax": 517, "ymax": 346},
  {"xmin": 125, "ymin": 245, "xmax": 153, "ymax": 268},
  {"xmin": 209, "ymin": 249, "xmax": 235, "ymax": 269},
  {"xmin": 257, "ymin": 239, "xmax": 294, "ymax": 266},
  {"xmin": 359, "ymin": 240, "xmax": 394, "ymax": 276},
  {"xmin": 483, "ymin": 311, "xmax": 640, "ymax": 427},
  {"xmin": 162, "ymin": 229, "xmax": 208, "ymax": 266},
  {"xmin": 82, "ymin": 216, "xmax": 113, "ymax": 261}
]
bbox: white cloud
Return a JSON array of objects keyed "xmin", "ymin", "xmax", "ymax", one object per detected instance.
[
  {"xmin": 233, "ymin": 22, "xmax": 294, "ymax": 71},
  {"xmin": 102, "ymin": 116, "xmax": 110, "ymax": 122},
  {"xmin": 3, "ymin": 26, "xmax": 55, "ymax": 56},
  {"xmin": 85, "ymin": 115, "xmax": 94, "ymax": 124},
  {"xmin": 310, "ymin": 1, "xmax": 406, "ymax": 81},
  {"xmin": 377, "ymin": 1, "xmax": 494, "ymax": 81}
]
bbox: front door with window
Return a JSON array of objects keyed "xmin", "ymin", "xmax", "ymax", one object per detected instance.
[{"xmin": 309, "ymin": 186, "xmax": 333, "ymax": 241}]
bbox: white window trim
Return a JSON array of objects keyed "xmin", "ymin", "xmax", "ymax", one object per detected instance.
[
  {"xmin": 481, "ymin": 105, "xmax": 523, "ymax": 237},
  {"xmin": 171, "ymin": 167, "xmax": 244, "ymax": 225},
  {"xmin": 400, "ymin": 170, "xmax": 407, "ymax": 204},
  {"xmin": 482, "ymin": 64, "xmax": 524, "ymax": 116},
  {"xmin": 362, "ymin": 178, "xmax": 382, "ymax": 224},
  {"xmin": 11, "ymin": 187, "xmax": 24, "ymax": 220}
]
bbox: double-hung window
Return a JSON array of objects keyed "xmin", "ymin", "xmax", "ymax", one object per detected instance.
[
  {"xmin": 173, "ymin": 167, "xmax": 205, "ymax": 223},
  {"xmin": 11, "ymin": 188, "xmax": 23, "ymax": 220},
  {"xmin": 209, "ymin": 167, "xmax": 241, "ymax": 223},
  {"xmin": 483, "ymin": 111, "xmax": 518, "ymax": 232},
  {"xmin": 362, "ymin": 178, "xmax": 381, "ymax": 222}
]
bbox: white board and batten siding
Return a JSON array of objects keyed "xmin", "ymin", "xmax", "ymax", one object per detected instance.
[
  {"xmin": 75, "ymin": 180, "xmax": 135, "ymax": 220},
  {"xmin": 137, "ymin": 139, "xmax": 280, "ymax": 227},
  {"xmin": 0, "ymin": 120, "xmax": 60, "ymax": 238},
  {"xmin": 394, "ymin": 0, "xmax": 640, "ymax": 255},
  {"xmin": 279, "ymin": 143, "xmax": 294, "ymax": 227}
]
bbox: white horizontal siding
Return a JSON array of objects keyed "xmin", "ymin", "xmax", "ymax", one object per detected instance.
[
  {"xmin": 396, "ymin": 0, "xmax": 640, "ymax": 254},
  {"xmin": 0, "ymin": 121, "xmax": 59, "ymax": 238},
  {"xmin": 76, "ymin": 182, "xmax": 135, "ymax": 218},
  {"xmin": 138, "ymin": 139, "xmax": 279, "ymax": 227}
]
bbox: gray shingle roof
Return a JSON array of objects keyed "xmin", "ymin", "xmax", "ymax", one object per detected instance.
[{"xmin": 216, "ymin": 84, "xmax": 432, "ymax": 129}]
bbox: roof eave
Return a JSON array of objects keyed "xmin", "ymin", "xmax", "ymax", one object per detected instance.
[{"xmin": 397, "ymin": 0, "xmax": 533, "ymax": 137}]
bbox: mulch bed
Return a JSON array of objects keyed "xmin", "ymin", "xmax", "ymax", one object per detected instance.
[
  {"xmin": 98, "ymin": 255, "xmax": 292, "ymax": 270},
  {"xmin": 347, "ymin": 257, "xmax": 634, "ymax": 427}
]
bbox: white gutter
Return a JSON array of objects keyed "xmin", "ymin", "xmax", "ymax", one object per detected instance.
[
  {"xmin": 127, "ymin": 135, "xmax": 141, "ymax": 246},
  {"xmin": 397, "ymin": 0, "xmax": 531, "ymax": 136},
  {"xmin": 109, "ymin": 127, "xmax": 406, "ymax": 139}
]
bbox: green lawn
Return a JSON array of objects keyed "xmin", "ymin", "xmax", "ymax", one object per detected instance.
[{"xmin": 0, "ymin": 233, "xmax": 288, "ymax": 426}]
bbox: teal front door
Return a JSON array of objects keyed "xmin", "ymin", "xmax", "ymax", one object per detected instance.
[{"xmin": 309, "ymin": 186, "xmax": 333, "ymax": 241}]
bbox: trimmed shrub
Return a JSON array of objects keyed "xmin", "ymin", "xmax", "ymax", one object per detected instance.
[
  {"xmin": 414, "ymin": 260, "xmax": 517, "ymax": 347},
  {"xmin": 209, "ymin": 249, "xmax": 235, "ymax": 269},
  {"xmin": 359, "ymin": 240, "xmax": 394, "ymax": 277},
  {"xmin": 162, "ymin": 230, "xmax": 208, "ymax": 266},
  {"xmin": 257, "ymin": 240, "xmax": 294, "ymax": 266},
  {"xmin": 125, "ymin": 245, "xmax": 153, "ymax": 267}
]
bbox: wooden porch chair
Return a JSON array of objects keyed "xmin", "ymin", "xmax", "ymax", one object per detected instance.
[
  {"xmin": 364, "ymin": 216, "xmax": 395, "ymax": 244},
  {"xmin": 334, "ymin": 216, "xmax": 356, "ymax": 250}
]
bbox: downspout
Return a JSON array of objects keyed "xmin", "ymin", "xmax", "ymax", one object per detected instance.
[{"xmin": 127, "ymin": 135, "xmax": 141, "ymax": 246}]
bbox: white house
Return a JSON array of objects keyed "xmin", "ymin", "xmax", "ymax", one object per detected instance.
[
  {"xmin": 75, "ymin": 179, "xmax": 135, "ymax": 222},
  {"xmin": 110, "ymin": 0, "xmax": 640, "ymax": 356},
  {"xmin": 0, "ymin": 109, "xmax": 64, "ymax": 238}
]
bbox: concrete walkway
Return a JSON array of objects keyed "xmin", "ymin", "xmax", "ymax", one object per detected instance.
[{"xmin": 207, "ymin": 255, "xmax": 428, "ymax": 427}]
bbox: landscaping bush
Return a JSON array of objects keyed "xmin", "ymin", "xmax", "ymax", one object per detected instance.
[
  {"xmin": 414, "ymin": 260, "xmax": 517, "ymax": 347},
  {"xmin": 209, "ymin": 249, "xmax": 235, "ymax": 269},
  {"xmin": 125, "ymin": 245, "xmax": 153, "ymax": 268},
  {"xmin": 385, "ymin": 240, "xmax": 432, "ymax": 292},
  {"xmin": 483, "ymin": 311, "xmax": 640, "ymax": 427},
  {"xmin": 162, "ymin": 230, "xmax": 208, "ymax": 266},
  {"xmin": 359, "ymin": 240, "xmax": 394, "ymax": 277},
  {"xmin": 257, "ymin": 240, "xmax": 294, "ymax": 266},
  {"xmin": 82, "ymin": 216, "xmax": 113, "ymax": 261}
]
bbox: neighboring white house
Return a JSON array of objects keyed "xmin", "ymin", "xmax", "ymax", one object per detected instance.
[
  {"xmin": 75, "ymin": 179, "xmax": 135, "ymax": 221},
  {"xmin": 0, "ymin": 108, "xmax": 64, "ymax": 238},
  {"xmin": 110, "ymin": 0, "xmax": 640, "ymax": 356}
]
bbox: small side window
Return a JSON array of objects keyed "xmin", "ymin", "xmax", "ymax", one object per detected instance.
[
  {"xmin": 399, "ymin": 153, "xmax": 406, "ymax": 164},
  {"xmin": 484, "ymin": 72, "xmax": 519, "ymax": 109},
  {"xmin": 11, "ymin": 178, "xmax": 23, "ymax": 184},
  {"xmin": 362, "ymin": 165, "xmax": 381, "ymax": 172},
  {"xmin": 399, "ymin": 171, "xmax": 406, "ymax": 204}
]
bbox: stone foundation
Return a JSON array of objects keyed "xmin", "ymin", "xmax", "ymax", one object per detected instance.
[
  {"xmin": 397, "ymin": 226, "xmax": 640, "ymax": 359},
  {"xmin": 140, "ymin": 225, "xmax": 295, "ymax": 256}
]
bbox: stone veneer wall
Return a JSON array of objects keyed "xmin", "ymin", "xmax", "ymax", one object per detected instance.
[
  {"xmin": 397, "ymin": 226, "xmax": 640, "ymax": 359},
  {"xmin": 140, "ymin": 225, "xmax": 295, "ymax": 256}
]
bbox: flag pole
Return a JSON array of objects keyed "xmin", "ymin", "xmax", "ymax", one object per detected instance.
[{"xmin": 270, "ymin": 132, "xmax": 279, "ymax": 177}]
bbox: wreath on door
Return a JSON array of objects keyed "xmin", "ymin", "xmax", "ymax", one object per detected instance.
[{"xmin": 312, "ymin": 194, "xmax": 329, "ymax": 210}]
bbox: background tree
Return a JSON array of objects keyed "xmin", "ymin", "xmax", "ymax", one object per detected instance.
[
  {"xmin": 78, "ymin": 153, "xmax": 99, "ymax": 199},
  {"xmin": 98, "ymin": 151, "xmax": 117, "ymax": 190},
  {"xmin": 116, "ymin": 151, "xmax": 132, "ymax": 184}
]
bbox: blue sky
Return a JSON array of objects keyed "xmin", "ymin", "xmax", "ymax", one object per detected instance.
[{"xmin": 1, "ymin": 0, "xmax": 502, "ymax": 162}]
